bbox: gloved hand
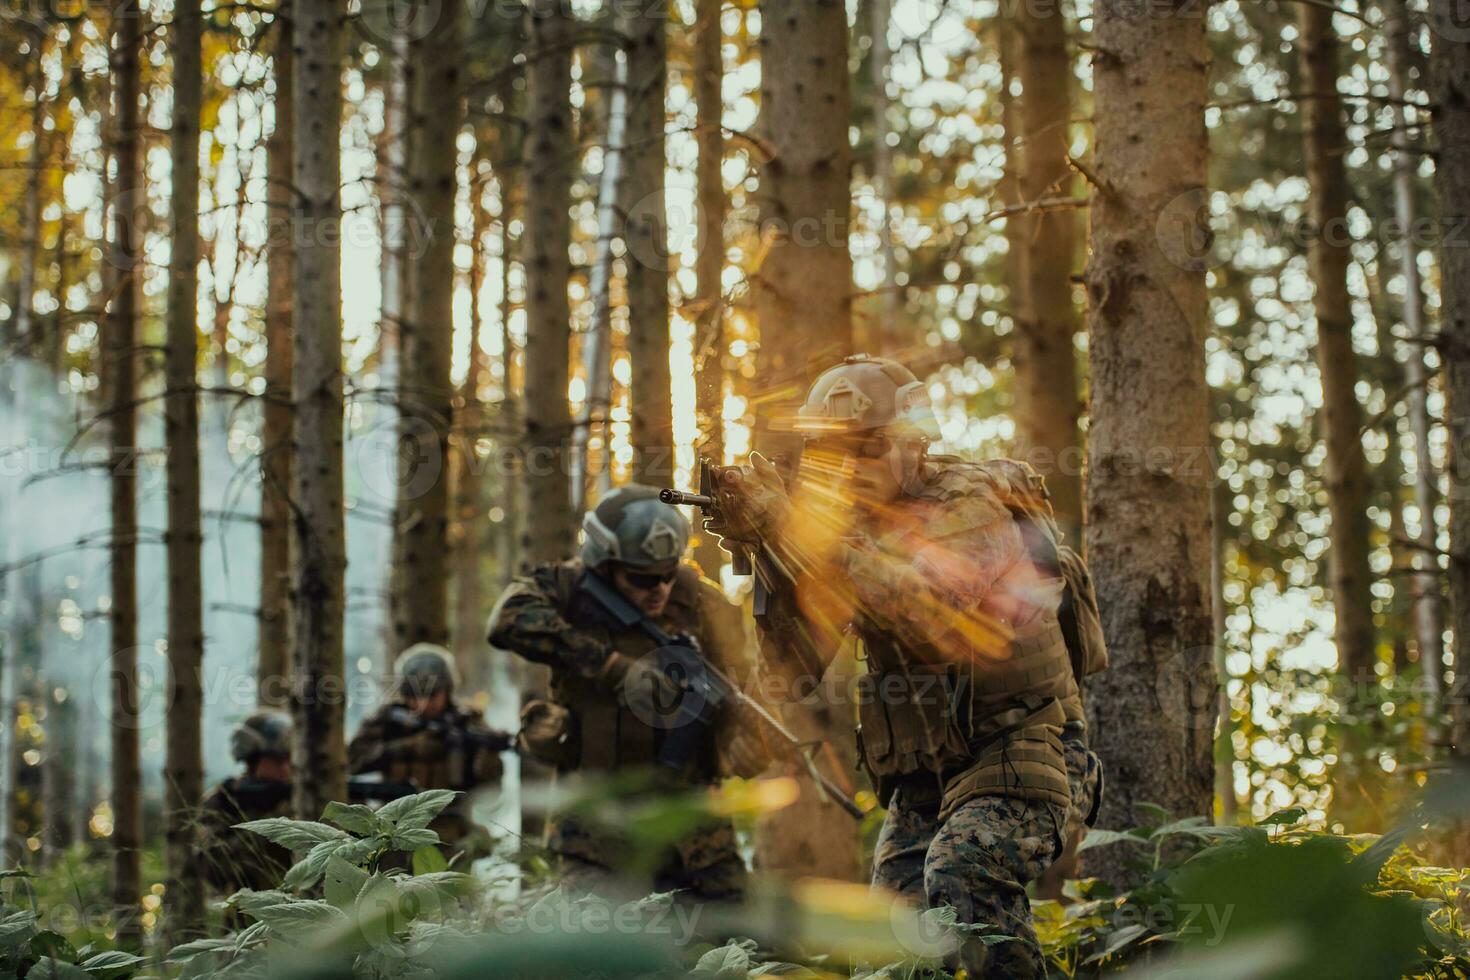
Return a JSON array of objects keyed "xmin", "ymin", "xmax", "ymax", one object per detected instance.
[
  {"xmin": 720, "ymin": 724, "xmax": 772, "ymax": 779},
  {"xmin": 599, "ymin": 651, "xmax": 687, "ymax": 724},
  {"xmin": 714, "ymin": 453, "xmax": 793, "ymax": 542}
]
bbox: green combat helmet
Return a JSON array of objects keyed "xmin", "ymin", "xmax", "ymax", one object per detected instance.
[
  {"xmin": 394, "ymin": 643, "xmax": 459, "ymax": 699},
  {"xmin": 794, "ymin": 354, "xmax": 939, "ymax": 441},
  {"xmin": 230, "ymin": 711, "xmax": 292, "ymax": 763},
  {"xmin": 580, "ymin": 484, "xmax": 690, "ymax": 570}
]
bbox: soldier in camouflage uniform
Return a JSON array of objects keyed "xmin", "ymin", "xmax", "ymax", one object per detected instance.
[
  {"xmin": 200, "ymin": 712, "xmax": 296, "ymax": 898},
  {"xmin": 486, "ymin": 485, "xmax": 767, "ymax": 900},
  {"xmin": 348, "ymin": 644, "xmax": 510, "ymax": 855},
  {"xmin": 713, "ymin": 355, "xmax": 1105, "ymax": 978}
]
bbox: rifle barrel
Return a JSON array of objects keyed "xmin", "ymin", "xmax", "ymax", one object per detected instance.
[{"xmin": 660, "ymin": 489, "xmax": 714, "ymax": 509}]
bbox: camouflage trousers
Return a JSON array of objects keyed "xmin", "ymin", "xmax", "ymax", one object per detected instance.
[
  {"xmin": 873, "ymin": 785, "xmax": 1067, "ymax": 978},
  {"xmin": 552, "ymin": 814, "xmax": 747, "ymax": 903}
]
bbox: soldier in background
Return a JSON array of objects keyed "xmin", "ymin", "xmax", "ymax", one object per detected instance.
[
  {"xmin": 486, "ymin": 485, "xmax": 767, "ymax": 900},
  {"xmin": 711, "ymin": 355, "xmax": 1105, "ymax": 979},
  {"xmin": 348, "ymin": 643, "xmax": 511, "ymax": 857},
  {"xmin": 200, "ymin": 712, "xmax": 295, "ymax": 898}
]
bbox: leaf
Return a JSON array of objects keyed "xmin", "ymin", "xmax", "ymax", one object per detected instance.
[
  {"xmin": 693, "ymin": 938, "xmax": 754, "ymax": 977},
  {"xmin": 389, "ymin": 828, "xmax": 441, "ymax": 852},
  {"xmin": 322, "ymin": 802, "xmax": 381, "ymax": 837},
  {"xmin": 166, "ymin": 937, "xmax": 237, "ymax": 964},
  {"xmin": 78, "ymin": 949, "xmax": 146, "ymax": 977},
  {"xmin": 236, "ymin": 817, "xmax": 349, "ymax": 850},
  {"xmin": 1079, "ymin": 828, "xmax": 1146, "ymax": 853},
  {"xmin": 1258, "ymin": 806, "xmax": 1307, "ymax": 829},
  {"xmin": 248, "ymin": 899, "xmax": 351, "ymax": 944},
  {"xmin": 1082, "ymin": 923, "xmax": 1150, "ymax": 964},
  {"xmin": 1134, "ymin": 802, "xmax": 1172, "ymax": 826},
  {"xmin": 323, "ymin": 856, "xmax": 371, "ymax": 909},
  {"xmin": 282, "ymin": 838, "xmax": 354, "ymax": 892},
  {"xmin": 28, "ymin": 958, "xmax": 90, "ymax": 979},
  {"xmin": 28, "ymin": 930, "xmax": 76, "ymax": 963},
  {"xmin": 1149, "ymin": 816, "xmax": 1210, "ymax": 839},
  {"xmin": 412, "ymin": 845, "xmax": 449, "ymax": 876},
  {"xmin": 374, "ymin": 790, "xmax": 459, "ymax": 832}
]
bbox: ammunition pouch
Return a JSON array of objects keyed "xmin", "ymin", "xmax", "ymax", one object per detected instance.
[
  {"xmin": 938, "ymin": 697, "xmax": 1071, "ymax": 822},
  {"xmin": 855, "ymin": 665, "xmax": 971, "ymax": 787}
]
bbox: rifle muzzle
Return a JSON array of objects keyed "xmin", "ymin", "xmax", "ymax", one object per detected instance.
[{"xmin": 660, "ymin": 489, "xmax": 715, "ymax": 509}]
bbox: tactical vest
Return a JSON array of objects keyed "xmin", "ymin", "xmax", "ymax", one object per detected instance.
[
  {"xmin": 551, "ymin": 562, "xmax": 724, "ymax": 784},
  {"xmin": 853, "ymin": 458, "xmax": 1096, "ymax": 819}
]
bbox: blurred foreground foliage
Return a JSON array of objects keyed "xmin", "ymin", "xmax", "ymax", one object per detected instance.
[{"xmin": 0, "ymin": 777, "xmax": 1466, "ymax": 979}]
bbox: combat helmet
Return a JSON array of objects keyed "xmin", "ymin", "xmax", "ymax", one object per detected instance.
[
  {"xmin": 394, "ymin": 642, "xmax": 459, "ymax": 699},
  {"xmin": 231, "ymin": 711, "xmax": 292, "ymax": 763},
  {"xmin": 794, "ymin": 354, "xmax": 938, "ymax": 440},
  {"xmin": 580, "ymin": 484, "xmax": 689, "ymax": 571}
]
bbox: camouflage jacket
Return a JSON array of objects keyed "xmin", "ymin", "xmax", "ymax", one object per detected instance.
[
  {"xmin": 486, "ymin": 559, "xmax": 756, "ymax": 783},
  {"xmin": 200, "ymin": 776, "xmax": 293, "ymax": 895},
  {"xmin": 347, "ymin": 700, "xmax": 507, "ymax": 845}
]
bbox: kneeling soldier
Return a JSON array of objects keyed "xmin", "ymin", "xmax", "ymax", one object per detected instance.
[
  {"xmin": 348, "ymin": 644, "xmax": 511, "ymax": 855},
  {"xmin": 487, "ymin": 484, "xmax": 766, "ymax": 900}
]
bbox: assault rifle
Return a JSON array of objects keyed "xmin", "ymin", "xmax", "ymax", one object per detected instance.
[
  {"xmin": 661, "ymin": 458, "xmax": 830, "ymax": 688},
  {"xmin": 577, "ymin": 569, "xmax": 863, "ymax": 821},
  {"xmin": 384, "ymin": 706, "xmax": 517, "ymax": 755}
]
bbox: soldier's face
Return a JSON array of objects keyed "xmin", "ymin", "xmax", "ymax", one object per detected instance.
[
  {"xmin": 804, "ymin": 433, "xmax": 920, "ymax": 506},
  {"xmin": 251, "ymin": 755, "xmax": 292, "ymax": 782},
  {"xmin": 408, "ymin": 691, "xmax": 449, "ymax": 718},
  {"xmin": 612, "ymin": 565, "xmax": 676, "ymax": 617}
]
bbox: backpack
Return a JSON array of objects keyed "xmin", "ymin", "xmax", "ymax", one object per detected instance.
[{"xmin": 929, "ymin": 456, "xmax": 1109, "ymax": 681}]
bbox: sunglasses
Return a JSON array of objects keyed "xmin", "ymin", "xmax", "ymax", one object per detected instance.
[{"xmin": 619, "ymin": 567, "xmax": 678, "ymax": 589}]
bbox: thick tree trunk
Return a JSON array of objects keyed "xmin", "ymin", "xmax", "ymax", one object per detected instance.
[
  {"xmin": 290, "ymin": 0, "xmax": 348, "ymax": 818},
  {"xmin": 693, "ymin": 0, "xmax": 726, "ymax": 576},
  {"xmin": 1386, "ymin": 6, "xmax": 1444, "ymax": 696},
  {"xmin": 453, "ymin": 192, "xmax": 489, "ymax": 689},
  {"xmin": 624, "ymin": 2, "xmax": 673, "ymax": 488},
  {"xmin": 752, "ymin": 0, "xmax": 860, "ymax": 881},
  {"xmin": 15, "ymin": 48, "xmax": 48, "ymax": 350},
  {"xmin": 392, "ymin": 0, "xmax": 461, "ymax": 649},
  {"xmin": 1431, "ymin": 0, "xmax": 1470, "ymax": 782},
  {"xmin": 753, "ymin": 0, "xmax": 853, "ymax": 460},
  {"xmin": 105, "ymin": 7, "xmax": 143, "ymax": 944},
  {"xmin": 1298, "ymin": 5, "xmax": 1376, "ymax": 681},
  {"xmin": 260, "ymin": 0, "xmax": 294, "ymax": 706},
  {"xmin": 1012, "ymin": 0, "xmax": 1083, "ymax": 535},
  {"xmin": 520, "ymin": 0, "xmax": 575, "ymax": 565},
  {"xmin": 164, "ymin": 0, "xmax": 205, "ymax": 938},
  {"xmin": 1082, "ymin": 0, "xmax": 1215, "ymax": 888}
]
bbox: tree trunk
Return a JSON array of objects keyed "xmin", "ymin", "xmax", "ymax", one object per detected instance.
[
  {"xmin": 623, "ymin": 1, "xmax": 673, "ymax": 488},
  {"xmin": 692, "ymin": 0, "xmax": 726, "ymax": 576},
  {"xmin": 572, "ymin": 50, "xmax": 626, "ymax": 515},
  {"xmin": 753, "ymin": 0, "xmax": 853, "ymax": 462},
  {"xmin": 290, "ymin": 0, "xmax": 348, "ymax": 819},
  {"xmin": 164, "ymin": 0, "xmax": 205, "ymax": 938},
  {"xmin": 1386, "ymin": 5, "xmax": 1444, "ymax": 697},
  {"xmin": 105, "ymin": 6, "xmax": 143, "ymax": 944},
  {"xmin": 41, "ymin": 690, "xmax": 74, "ymax": 864},
  {"xmin": 752, "ymin": 0, "xmax": 860, "ymax": 881},
  {"xmin": 868, "ymin": 0, "xmax": 899, "ymax": 352},
  {"xmin": 520, "ymin": 0, "xmax": 575, "ymax": 565},
  {"xmin": 15, "ymin": 45, "xmax": 48, "ymax": 350},
  {"xmin": 453, "ymin": 190, "xmax": 489, "ymax": 689},
  {"xmin": 1431, "ymin": 0, "xmax": 1470, "ymax": 788},
  {"xmin": 259, "ymin": 0, "xmax": 294, "ymax": 707},
  {"xmin": 1013, "ymin": 0, "xmax": 1083, "ymax": 536},
  {"xmin": 1298, "ymin": 4, "xmax": 1376, "ymax": 681},
  {"xmin": 392, "ymin": 0, "xmax": 461, "ymax": 650},
  {"xmin": 1081, "ymin": 0, "xmax": 1215, "ymax": 888}
]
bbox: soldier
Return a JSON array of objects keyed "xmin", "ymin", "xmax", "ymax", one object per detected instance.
[
  {"xmin": 200, "ymin": 712, "xmax": 295, "ymax": 897},
  {"xmin": 348, "ymin": 643, "xmax": 511, "ymax": 856},
  {"xmin": 710, "ymin": 355, "xmax": 1106, "ymax": 978},
  {"xmin": 486, "ymin": 484, "xmax": 766, "ymax": 901}
]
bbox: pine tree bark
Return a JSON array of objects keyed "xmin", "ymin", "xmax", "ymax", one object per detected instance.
[
  {"xmin": 1013, "ymin": 0, "xmax": 1082, "ymax": 535},
  {"xmin": 105, "ymin": 5, "xmax": 143, "ymax": 943},
  {"xmin": 693, "ymin": 0, "xmax": 726, "ymax": 576},
  {"xmin": 453, "ymin": 192, "xmax": 489, "ymax": 688},
  {"xmin": 163, "ymin": 0, "xmax": 205, "ymax": 937},
  {"xmin": 1082, "ymin": 0, "xmax": 1215, "ymax": 887},
  {"xmin": 520, "ymin": 0, "xmax": 575, "ymax": 565},
  {"xmin": 624, "ymin": 1, "xmax": 673, "ymax": 488},
  {"xmin": 290, "ymin": 0, "xmax": 348, "ymax": 818},
  {"xmin": 1386, "ymin": 5, "xmax": 1444, "ymax": 694},
  {"xmin": 259, "ymin": 0, "xmax": 294, "ymax": 707},
  {"xmin": 392, "ymin": 0, "xmax": 461, "ymax": 649},
  {"xmin": 1431, "ymin": 0, "xmax": 1470, "ymax": 779},
  {"xmin": 869, "ymin": 0, "xmax": 899, "ymax": 351},
  {"xmin": 752, "ymin": 0, "xmax": 860, "ymax": 881},
  {"xmin": 1298, "ymin": 4, "xmax": 1376, "ymax": 681},
  {"xmin": 15, "ymin": 45, "xmax": 48, "ymax": 350}
]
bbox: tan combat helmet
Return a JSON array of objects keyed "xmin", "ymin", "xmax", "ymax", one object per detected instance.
[
  {"xmin": 394, "ymin": 642, "xmax": 459, "ymax": 699},
  {"xmin": 793, "ymin": 354, "xmax": 939, "ymax": 440},
  {"xmin": 231, "ymin": 711, "xmax": 292, "ymax": 763}
]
